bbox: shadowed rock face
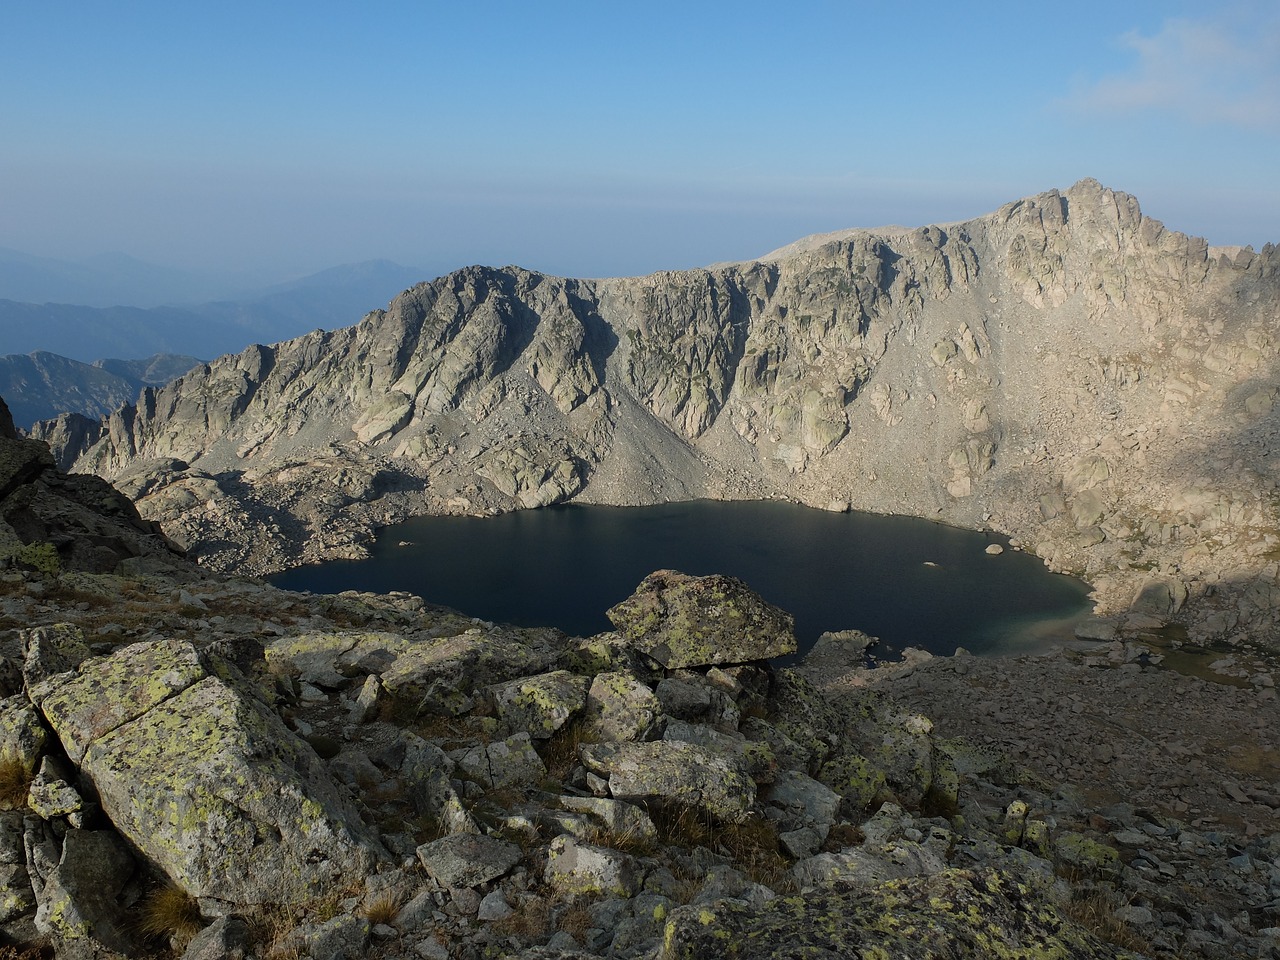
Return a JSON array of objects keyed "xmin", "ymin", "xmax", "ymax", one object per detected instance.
[
  {"xmin": 28, "ymin": 179, "xmax": 1280, "ymax": 646},
  {"xmin": 0, "ymin": 397, "xmax": 187, "ymax": 577}
]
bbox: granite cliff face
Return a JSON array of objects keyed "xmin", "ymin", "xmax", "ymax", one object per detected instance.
[{"xmin": 35, "ymin": 179, "xmax": 1280, "ymax": 646}]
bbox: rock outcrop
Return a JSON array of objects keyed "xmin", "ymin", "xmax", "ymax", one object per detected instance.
[
  {"xmin": 605, "ymin": 569, "xmax": 797, "ymax": 668},
  {"xmin": 28, "ymin": 179, "xmax": 1280, "ymax": 648}
]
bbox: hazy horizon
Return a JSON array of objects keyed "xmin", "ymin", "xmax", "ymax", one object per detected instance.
[{"xmin": 4, "ymin": 2, "xmax": 1278, "ymax": 289}]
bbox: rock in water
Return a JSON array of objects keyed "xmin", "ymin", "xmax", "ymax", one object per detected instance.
[{"xmin": 606, "ymin": 569, "xmax": 797, "ymax": 668}]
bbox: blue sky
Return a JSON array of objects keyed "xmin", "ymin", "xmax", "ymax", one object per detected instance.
[{"xmin": 2, "ymin": 1, "xmax": 1278, "ymax": 283}]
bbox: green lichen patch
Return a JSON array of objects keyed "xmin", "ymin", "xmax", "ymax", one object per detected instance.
[
  {"xmin": 80, "ymin": 676, "xmax": 381, "ymax": 905},
  {"xmin": 35, "ymin": 637, "xmax": 207, "ymax": 764},
  {"xmin": 658, "ymin": 867, "xmax": 1139, "ymax": 959},
  {"xmin": 14, "ymin": 543, "xmax": 60, "ymax": 576}
]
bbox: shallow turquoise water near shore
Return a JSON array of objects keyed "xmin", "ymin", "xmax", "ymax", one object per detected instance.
[{"xmin": 270, "ymin": 500, "xmax": 1093, "ymax": 660}]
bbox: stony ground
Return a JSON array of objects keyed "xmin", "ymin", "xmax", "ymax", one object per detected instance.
[
  {"xmin": 811, "ymin": 640, "xmax": 1280, "ymax": 958},
  {"xmin": 3, "ymin": 560, "xmax": 1279, "ymax": 959}
]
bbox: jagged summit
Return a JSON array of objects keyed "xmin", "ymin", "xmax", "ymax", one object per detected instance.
[{"xmin": 30, "ymin": 182, "xmax": 1280, "ymax": 648}]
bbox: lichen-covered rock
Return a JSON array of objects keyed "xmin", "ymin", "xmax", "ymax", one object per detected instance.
[
  {"xmin": 265, "ymin": 631, "xmax": 363, "ymax": 689},
  {"xmin": 379, "ymin": 629, "xmax": 553, "ymax": 716},
  {"xmin": 0, "ymin": 696, "xmax": 49, "ymax": 790},
  {"xmin": 21, "ymin": 623, "xmax": 92, "ymax": 690},
  {"xmin": 32, "ymin": 829, "xmax": 137, "ymax": 955},
  {"xmin": 579, "ymin": 671, "xmax": 664, "ymax": 743},
  {"xmin": 41, "ymin": 653, "xmax": 383, "ymax": 904},
  {"xmin": 662, "ymin": 720, "xmax": 777, "ymax": 784},
  {"xmin": 26, "ymin": 757, "xmax": 86, "ymax": 823},
  {"xmin": 181, "ymin": 915, "xmax": 253, "ymax": 960},
  {"xmin": 544, "ymin": 835, "xmax": 642, "ymax": 898},
  {"xmin": 0, "ymin": 812, "xmax": 34, "ymax": 924},
  {"xmin": 488, "ymin": 670, "xmax": 590, "ymax": 740},
  {"xmin": 1054, "ymin": 832, "xmax": 1122, "ymax": 882},
  {"xmin": 452, "ymin": 732, "xmax": 547, "ymax": 790},
  {"xmin": 416, "ymin": 833, "xmax": 521, "ymax": 889},
  {"xmin": 760, "ymin": 769, "xmax": 841, "ymax": 837},
  {"xmin": 658, "ymin": 867, "xmax": 1135, "ymax": 959},
  {"xmin": 580, "ymin": 740, "xmax": 756, "ymax": 823},
  {"xmin": 399, "ymin": 733, "xmax": 477, "ymax": 835},
  {"xmin": 817, "ymin": 752, "xmax": 888, "ymax": 812},
  {"xmin": 606, "ymin": 570, "xmax": 797, "ymax": 668},
  {"xmin": 31, "ymin": 636, "xmax": 206, "ymax": 764},
  {"xmin": 557, "ymin": 795, "xmax": 658, "ymax": 847}
]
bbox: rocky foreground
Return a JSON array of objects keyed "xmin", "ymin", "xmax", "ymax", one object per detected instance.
[{"xmin": 3, "ymin": 400, "xmax": 1280, "ymax": 958}]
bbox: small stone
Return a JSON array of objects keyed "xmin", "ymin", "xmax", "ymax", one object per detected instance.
[
  {"xmin": 477, "ymin": 889, "xmax": 513, "ymax": 921},
  {"xmin": 545, "ymin": 835, "xmax": 641, "ymax": 898},
  {"xmin": 446, "ymin": 887, "xmax": 480, "ymax": 916},
  {"xmin": 348, "ymin": 675, "xmax": 382, "ymax": 724},
  {"xmin": 413, "ymin": 937, "xmax": 450, "ymax": 959}
]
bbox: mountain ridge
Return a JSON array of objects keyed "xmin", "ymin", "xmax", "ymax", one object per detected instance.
[{"xmin": 32, "ymin": 178, "xmax": 1280, "ymax": 649}]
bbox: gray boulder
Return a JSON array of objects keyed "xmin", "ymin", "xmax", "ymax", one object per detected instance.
[
  {"xmin": 544, "ymin": 835, "xmax": 642, "ymax": 898},
  {"xmin": 606, "ymin": 570, "xmax": 796, "ymax": 668},
  {"xmin": 488, "ymin": 669, "xmax": 590, "ymax": 740},
  {"xmin": 579, "ymin": 672, "xmax": 664, "ymax": 743},
  {"xmin": 32, "ymin": 829, "xmax": 137, "ymax": 954},
  {"xmin": 379, "ymin": 629, "xmax": 553, "ymax": 716},
  {"xmin": 580, "ymin": 740, "xmax": 756, "ymax": 823},
  {"xmin": 34, "ymin": 639, "xmax": 384, "ymax": 906},
  {"xmin": 416, "ymin": 833, "xmax": 521, "ymax": 888},
  {"xmin": 181, "ymin": 915, "xmax": 252, "ymax": 960},
  {"xmin": 452, "ymin": 732, "xmax": 547, "ymax": 790}
]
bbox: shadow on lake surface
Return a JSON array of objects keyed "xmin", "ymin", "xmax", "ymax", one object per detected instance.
[{"xmin": 270, "ymin": 500, "xmax": 1093, "ymax": 661}]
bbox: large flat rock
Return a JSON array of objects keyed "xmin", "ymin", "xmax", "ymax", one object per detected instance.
[{"xmin": 37, "ymin": 641, "xmax": 383, "ymax": 905}]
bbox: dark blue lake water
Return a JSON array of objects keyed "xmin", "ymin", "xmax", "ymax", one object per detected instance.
[{"xmin": 269, "ymin": 500, "xmax": 1092, "ymax": 661}]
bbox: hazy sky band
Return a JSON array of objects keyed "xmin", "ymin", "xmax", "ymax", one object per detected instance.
[{"xmin": 2, "ymin": 1, "xmax": 1277, "ymax": 281}]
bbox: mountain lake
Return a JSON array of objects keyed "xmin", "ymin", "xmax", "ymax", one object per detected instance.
[{"xmin": 269, "ymin": 500, "xmax": 1093, "ymax": 662}]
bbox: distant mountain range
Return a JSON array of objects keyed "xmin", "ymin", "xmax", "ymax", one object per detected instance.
[
  {"xmin": 0, "ymin": 247, "xmax": 253, "ymax": 308},
  {"xmin": 0, "ymin": 352, "xmax": 203, "ymax": 429},
  {"xmin": 0, "ymin": 258, "xmax": 433, "ymax": 363},
  {"xmin": 0, "ymin": 255, "xmax": 441, "ymax": 427}
]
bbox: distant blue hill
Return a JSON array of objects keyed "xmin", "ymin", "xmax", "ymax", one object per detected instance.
[
  {"xmin": 0, "ymin": 258, "xmax": 436, "ymax": 363},
  {"xmin": 0, "ymin": 351, "xmax": 204, "ymax": 430}
]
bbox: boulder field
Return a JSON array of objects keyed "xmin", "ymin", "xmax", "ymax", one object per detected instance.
[{"xmin": 0, "ymin": 412, "xmax": 1277, "ymax": 958}]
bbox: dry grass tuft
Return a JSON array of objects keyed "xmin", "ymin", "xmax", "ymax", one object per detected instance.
[
  {"xmin": 538, "ymin": 718, "xmax": 593, "ymax": 782},
  {"xmin": 555, "ymin": 896, "xmax": 598, "ymax": 942},
  {"xmin": 360, "ymin": 890, "xmax": 402, "ymax": 926},
  {"xmin": 0, "ymin": 943, "xmax": 54, "ymax": 960},
  {"xmin": 646, "ymin": 800, "xmax": 795, "ymax": 892},
  {"xmin": 0, "ymin": 758, "xmax": 33, "ymax": 811},
  {"xmin": 491, "ymin": 894, "xmax": 552, "ymax": 940},
  {"xmin": 137, "ymin": 883, "xmax": 203, "ymax": 945},
  {"xmin": 821, "ymin": 822, "xmax": 865, "ymax": 852},
  {"xmin": 1062, "ymin": 891, "xmax": 1152, "ymax": 953}
]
